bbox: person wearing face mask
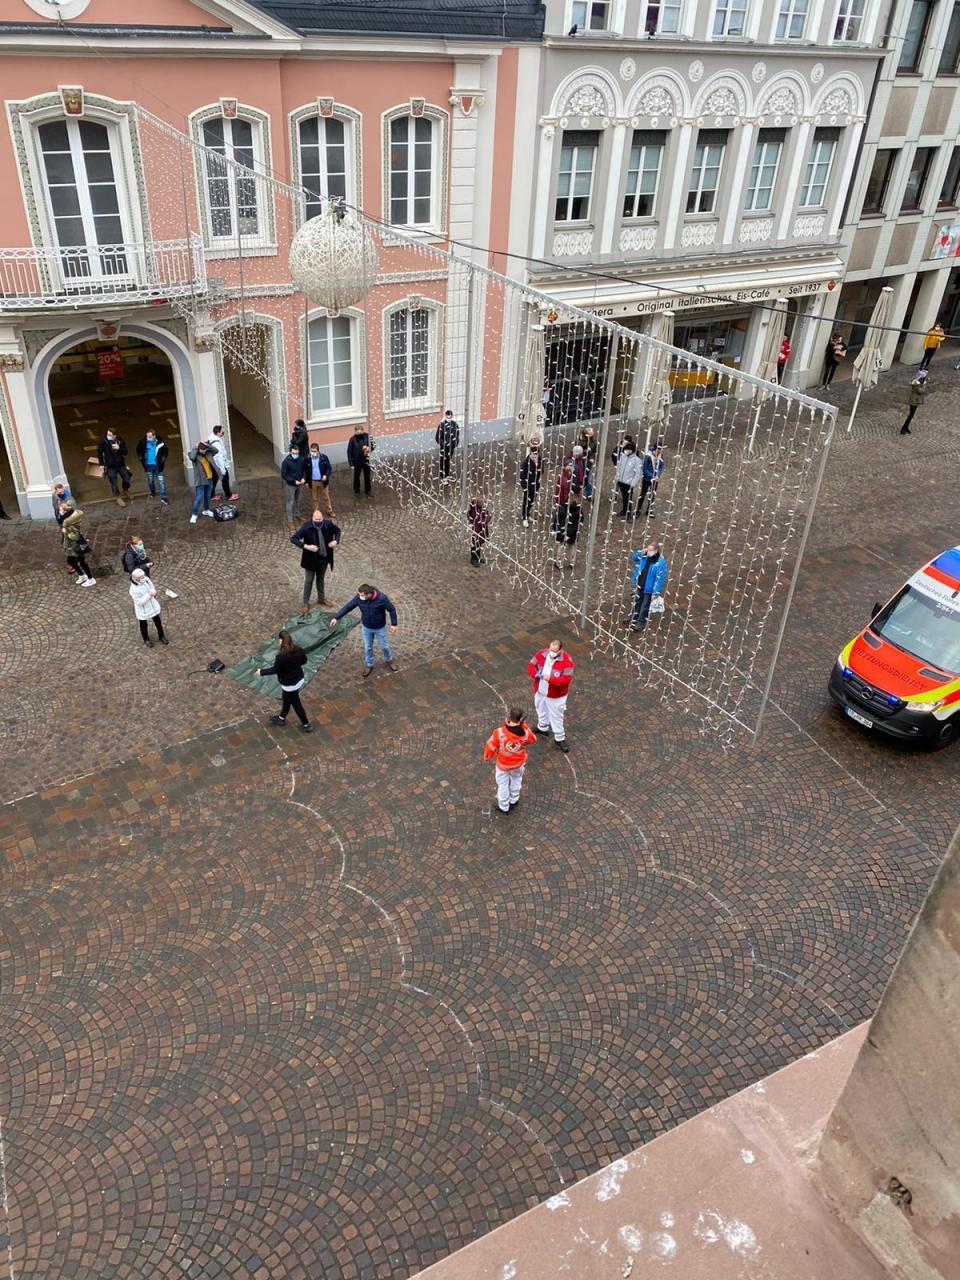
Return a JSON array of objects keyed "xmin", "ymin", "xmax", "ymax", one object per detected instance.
[
  {"xmin": 527, "ymin": 638, "xmax": 574, "ymax": 752},
  {"xmin": 305, "ymin": 443, "xmax": 335, "ymax": 518},
  {"xmin": 121, "ymin": 534, "xmax": 152, "ymax": 578},
  {"xmin": 519, "ymin": 437, "xmax": 543, "ymax": 528},
  {"xmin": 97, "ymin": 429, "xmax": 132, "ymax": 507},
  {"xmin": 129, "ymin": 568, "xmax": 167, "ymax": 647},
  {"xmin": 280, "ymin": 444, "xmax": 308, "ymax": 530},
  {"xmin": 347, "ymin": 424, "xmax": 373, "ymax": 497},
  {"xmin": 290, "ymin": 507, "xmax": 340, "ymax": 612},
  {"xmin": 136, "ymin": 429, "xmax": 169, "ymax": 505},
  {"xmin": 435, "ymin": 409, "xmax": 460, "ymax": 483},
  {"xmin": 626, "ymin": 540, "xmax": 668, "ymax": 631},
  {"xmin": 256, "ymin": 630, "xmax": 313, "ymax": 732},
  {"xmin": 483, "ymin": 705, "xmax": 537, "ymax": 814}
]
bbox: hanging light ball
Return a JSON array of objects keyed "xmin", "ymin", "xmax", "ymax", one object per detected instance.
[{"xmin": 288, "ymin": 200, "xmax": 380, "ymax": 311}]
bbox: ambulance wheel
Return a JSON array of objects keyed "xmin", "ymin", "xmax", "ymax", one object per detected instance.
[{"xmin": 926, "ymin": 718, "xmax": 958, "ymax": 751}]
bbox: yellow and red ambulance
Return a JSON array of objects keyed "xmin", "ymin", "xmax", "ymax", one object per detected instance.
[{"xmin": 829, "ymin": 546, "xmax": 960, "ymax": 750}]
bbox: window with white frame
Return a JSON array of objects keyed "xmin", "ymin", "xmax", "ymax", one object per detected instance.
[
  {"xmin": 571, "ymin": 0, "xmax": 611, "ymax": 29},
  {"xmin": 201, "ymin": 115, "xmax": 262, "ymax": 241},
  {"xmin": 686, "ymin": 130, "xmax": 727, "ymax": 214},
  {"xmin": 713, "ymin": 0, "xmax": 747, "ymax": 36},
  {"xmin": 643, "ymin": 1, "xmax": 682, "ymax": 33},
  {"xmin": 36, "ymin": 118, "xmax": 130, "ymax": 279},
  {"xmin": 833, "ymin": 0, "xmax": 864, "ymax": 41},
  {"xmin": 307, "ymin": 313, "xmax": 357, "ymax": 417},
  {"xmin": 745, "ymin": 128, "xmax": 784, "ymax": 210},
  {"xmin": 298, "ymin": 115, "xmax": 349, "ymax": 220},
  {"xmin": 389, "ymin": 114, "xmax": 435, "ymax": 227},
  {"xmin": 556, "ymin": 131, "xmax": 599, "ymax": 222},
  {"xmin": 775, "ymin": 0, "xmax": 807, "ymax": 38},
  {"xmin": 387, "ymin": 305, "xmax": 437, "ymax": 409},
  {"xmin": 799, "ymin": 127, "xmax": 839, "ymax": 206},
  {"xmin": 623, "ymin": 131, "xmax": 664, "ymax": 218}
]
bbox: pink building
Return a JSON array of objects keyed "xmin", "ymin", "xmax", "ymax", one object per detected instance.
[{"xmin": 0, "ymin": 0, "xmax": 543, "ymax": 517}]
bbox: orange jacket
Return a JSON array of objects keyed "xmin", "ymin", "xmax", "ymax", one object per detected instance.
[{"xmin": 484, "ymin": 722, "xmax": 536, "ymax": 770}]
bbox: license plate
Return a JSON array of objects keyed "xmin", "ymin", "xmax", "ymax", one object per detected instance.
[{"xmin": 846, "ymin": 707, "xmax": 874, "ymax": 728}]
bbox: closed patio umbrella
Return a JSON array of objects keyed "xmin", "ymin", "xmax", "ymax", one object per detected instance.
[
  {"xmin": 637, "ymin": 309, "xmax": 675, "ymax": 450},
  {"xmin": 747, "ymin": 297, "xmax": 789, "ymax": 453},
  {"xmin": 848, "ymin": 286, "xmax": 893, "ymax": 434},
  {"xmin": 515, "ymin": 322, "xmax": 546, "ymax": 442}
]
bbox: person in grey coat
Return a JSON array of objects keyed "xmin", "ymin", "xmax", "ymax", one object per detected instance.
[{"xmin": 188, "ymin": 441, "xmax": 217, "ymax": 523}]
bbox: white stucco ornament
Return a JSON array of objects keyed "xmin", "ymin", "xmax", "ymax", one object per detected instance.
[{"xmin": 288, "ymin": 203, "xmax": 379, "ymax": 310}]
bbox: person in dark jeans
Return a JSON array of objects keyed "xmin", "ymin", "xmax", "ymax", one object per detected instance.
[
  {"xmin": 257, "ymin": 630, "xmax": 313, "ymax": 732},
  {"xmin": 627, "ymin": 541, "xmax": 668, "ymax": 631},
  {"xmin": 347, "ymin": 425, "xmax": 373, "ymax": 496},
  {"xmin": 59, "ymin": 502, "xmax": 96, "ymax": 586},
  {"xmin": 821, "ymin": 333, "xmax": 847, "ymax": 387},
  {"xmin": 136, "ymin": 430, "xmax": 169, "ymax": 504},
  {"xmin": 435, "ymin": 409, "xmax": 460, "ymax": 482},
  {"xmin": 329, "ymin": 583, "xmax": 399, "ymax": 676},
  {"xmin": 290, "ymin": 509, "xmax": 340, "ymax": 611},
  {"xmin": 98, "ymin": 430, "xmax": 132, "ymax": 506},
  {"xmin": 519, "ymin": 438, "xmax": 543, "ymax": 527},
  {"xmin": 899, "ymin": 370, "xmax": 928, "ymax": 435}
]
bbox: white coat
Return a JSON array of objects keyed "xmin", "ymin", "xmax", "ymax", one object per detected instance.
[
  {"xmin": 207, "ymin": 432, "xmax": 231, "ymax": 475},
  {"xmin": 615, "ymin": 452, "xmax": 642, "ymax": 488},
  {"xmin": 130, "ymin": 575, "xmax": 161, "ymax": 620}
]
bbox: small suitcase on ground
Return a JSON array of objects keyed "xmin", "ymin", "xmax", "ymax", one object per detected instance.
[{"xmin": 213, "ymin": 503, "xmax": 239, "ymax": 522}]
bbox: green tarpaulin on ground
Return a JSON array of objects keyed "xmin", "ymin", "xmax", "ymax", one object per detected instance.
[{"xmin": 225, "ymin": 610, "xmax": 358, "ymax": 699}]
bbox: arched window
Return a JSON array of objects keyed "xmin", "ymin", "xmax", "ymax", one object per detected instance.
[
  {"xmin": 383, "ymin": 104, "xmax": 448, "ymax": 232},
  {"xmin": 190, "ymin": 104, "xmax": 274, "ymax": 251}
]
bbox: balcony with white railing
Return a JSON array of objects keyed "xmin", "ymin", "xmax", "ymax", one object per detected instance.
[{"xmin": 0, "ymin": 235, "xmax": 207, "ymax": 311}]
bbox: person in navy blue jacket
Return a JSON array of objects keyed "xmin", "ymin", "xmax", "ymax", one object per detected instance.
[
  {"xmin": 637, "ymin": 442, "xmax": 665, "ymax": 517},
  {"xmin": 329, "ymin": 583, "xmax": 398, "ymax": 676},
  {"xmin": 627, "ymin": 541, "xmax": 668, "ymax": 630}
]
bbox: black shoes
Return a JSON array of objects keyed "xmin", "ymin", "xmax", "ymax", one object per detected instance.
[
  {"xmin": 300, "ymin": 723, "xmax": 314, "ymax": 733},
  {"xmin": 555, "ymin": 739, "xmax": 570, "ymax": 753},
  {"xmin": 143, "ymin": 638, "xmax": 154, "ymax": 648},
  {"xmin": 270, "ymin": 715, "xmax": 286, "ymax": 725},
  {"xmin": 159, "ymin": 636, "xmax": 169, "ymax": 646},
  {"xmin": 534, "ymin": 726, "xmax": 550, "ymax": 735}
]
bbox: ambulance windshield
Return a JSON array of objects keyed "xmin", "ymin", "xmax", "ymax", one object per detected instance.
[{"xmin": 872, "ymin": 585, "xmax": 960, "ymax": 676}]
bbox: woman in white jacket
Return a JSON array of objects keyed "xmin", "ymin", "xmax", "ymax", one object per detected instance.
[{"xmin": 129, "ymin": 568, "xmax": 168, "ymax": 647}]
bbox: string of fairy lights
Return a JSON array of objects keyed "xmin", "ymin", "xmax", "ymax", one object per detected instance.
[{"xmin": 132, "ymin": 105, "xmax": 835, "ymax": 745}]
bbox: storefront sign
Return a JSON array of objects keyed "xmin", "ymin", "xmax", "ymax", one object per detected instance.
[
  {"xmin": 932, "ymin": 225, "xmax": 960, "ymax": 259},
  {"xmin": 95, "ymin": 346, "xmax": 124, "ymax": 381},
  {"xmin": 582, "ymin": 279, "xmax": 830, "ymax": 320}
]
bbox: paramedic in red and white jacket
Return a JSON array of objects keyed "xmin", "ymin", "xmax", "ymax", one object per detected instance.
[{"xmin": 527, "ymin": 639, "xmax": 574, "ymax": 753}]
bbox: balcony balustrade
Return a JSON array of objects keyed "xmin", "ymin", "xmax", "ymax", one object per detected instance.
[{"xmin": 0, "ymin": 235, "xmax": 207, "ymax": 311}]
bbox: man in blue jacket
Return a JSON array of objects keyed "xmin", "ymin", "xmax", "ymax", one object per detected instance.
[
  {"xmin": 329, "ymin": 582, "xmax": 399, "ymax": 676},
  {"xmin": 627, "ymin": 541, "xmax": 667, "ymax": 631}
]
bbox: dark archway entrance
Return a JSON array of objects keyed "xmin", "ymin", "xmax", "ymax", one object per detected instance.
[{"xmin": 49, "ymin": 335, "xmax": 183, "ymax": 504}]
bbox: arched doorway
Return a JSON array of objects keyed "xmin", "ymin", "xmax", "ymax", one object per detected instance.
[
  {"xmin": 219, "ymin": 321, "xmax": 284, "ymax": 475},
  {"xmin": 46, "ymin": 334, "xmax": 183, "ymax": 504}
]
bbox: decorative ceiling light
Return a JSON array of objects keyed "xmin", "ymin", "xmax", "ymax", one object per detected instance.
[{"xmin": 288, "ymin": 199, "xmax": 380, "ymax": 312}]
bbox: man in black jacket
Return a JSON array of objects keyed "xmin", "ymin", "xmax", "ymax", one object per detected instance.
[
  {"xmin": 329, "ymin": 583, "xmax": 398, "ymax": 676},
  {"xmin": 435, "ymin": 409, "xmax": 460, "ymax": 482},
  {"xmin": 346, "ymin": 424, "xmax": 372, "ymax": 496},
  {"xmin": 98, "ymin": 430, "xmax": 132, "ymax": 506},
  {"xmin": 135, "ymin": 430, "xmax": 168, "ymax": 505},
  {"xmin": 280, "ymin": 446, "xmax": 307, "ymax": 529},
  {"xmin": 290, "ymin": 509, "xmax": 340, "ymax": 612}
]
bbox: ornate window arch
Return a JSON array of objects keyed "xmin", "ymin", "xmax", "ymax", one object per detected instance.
[
  {"xmin": 693, "ymin": 74, "xmax": 751, "ymax": 122},
  {"xmin": 303, "ymin": 304, "xmax": 367, "ymax": 423},
  {"xmin": 288, "ymin": 100, "xmax": 363, "ymax": 226},
  {"xmin": 7, "ymin": 90, "xmax": 150, "ymax": 257},
  {"xmin": 812, "ymin": 76, "xmax": 864, "ymax": 124},
  {"xmin": 381, "ymin": 101, "xmax": 449, "ymax": 233},
  {"xmin": 755, "ymin": 75, "xmax": 807, "ymax": 125},
  {"xmin": 626, "ymin": 72, "xmax": 687, "ymax": 123},
  {"xmin": 551, "ymin": 69, "xmax": 621, "ymax": 124},
  {"xmin": 382, "ymin": 295, "xmax": 443, "ymax": 415},
  {"xmin": 189, "ymin": 101, "xmax": 276, "ymax": 256}
]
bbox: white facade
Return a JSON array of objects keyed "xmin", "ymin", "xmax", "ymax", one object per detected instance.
[{"xmin": 516, "ymin": 0, "xmax": 883, "ymax": 390}]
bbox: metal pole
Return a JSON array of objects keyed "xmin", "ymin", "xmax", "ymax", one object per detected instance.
[
  {"xmin": 754, "ymin": 406, "xmax": 835, "ymax": 738},
  {"xmin": 579, "ymin": 329, "xmax": 620, "ymax": 622},
  {"xmin": 303, "ymin": 288, "xmax": 311, "ymax": 423},
  {"xmin": 846, "ymin": 381, "xmax": 864, "ymax": 435},
  {"xmin": 460, "ymin": 254, "xmax": 477, "ymax": 518},
  {"xmin": 512, "ymin": 302, "xmax": 534, "ymax": 441}
]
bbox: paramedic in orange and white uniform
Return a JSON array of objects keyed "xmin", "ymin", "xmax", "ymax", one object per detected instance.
[{"xmin": 483, "ymin": 706, "xmax": 537, "ymax": 814}]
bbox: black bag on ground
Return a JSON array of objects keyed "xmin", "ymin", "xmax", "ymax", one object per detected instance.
[{"xmin": 214, "ymin": 503, "xmax": 239, "ymax": 522}]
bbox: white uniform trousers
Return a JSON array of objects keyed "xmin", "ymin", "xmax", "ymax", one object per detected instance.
[
  {"xmin": 495, "ymin": 764, "xmax": 524, "ymax": 812},
  {"xmin": 535, "ymin": 692, "xmax": 567, "ymax": 741}
]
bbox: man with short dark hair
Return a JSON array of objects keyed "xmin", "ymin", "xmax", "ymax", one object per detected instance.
[
  {"xmin": 435, "ymin": 409, "xmax": 460, "ymax": 483},
  {"xmin": 483, "ymin": 706, "xmax": 537, "ymax": 814},
  {"xmin": 637, "ymin": 442, "xmax": 665, "ymax": 518},
  {"xmin": 347, "ymin": 424, "xmax": 373, "ymax": 497},
  {"xmin": 207, "ymin": 424, "xmax": 239, "ymax": 502},
  {"xmin": 305, "ymin": 442, "xmax": 335, "ymax": 517},
  {"xmin": 329, "ymin": 583, "xmax": 398, "ymax": 676},
  {"xmin": 281, "ymin": 445, "xmax": 307, "ymax": 529},
  {"xmin": 98, "ymin": 429, "xmax": 132, "ymax": 507},
  {"xmin": 136, "ymin": 429, "xmax": 169, "ymax": 505}
]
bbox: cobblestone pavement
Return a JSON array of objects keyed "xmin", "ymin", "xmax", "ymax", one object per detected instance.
[{"xmin": 0, "ymin": 364, "xmax": 958, "ymax": 1279}]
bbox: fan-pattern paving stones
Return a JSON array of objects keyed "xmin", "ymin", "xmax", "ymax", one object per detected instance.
[{"xmin": 1, "ymin": 364, "xmax": 959, "ymax": 1278}]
